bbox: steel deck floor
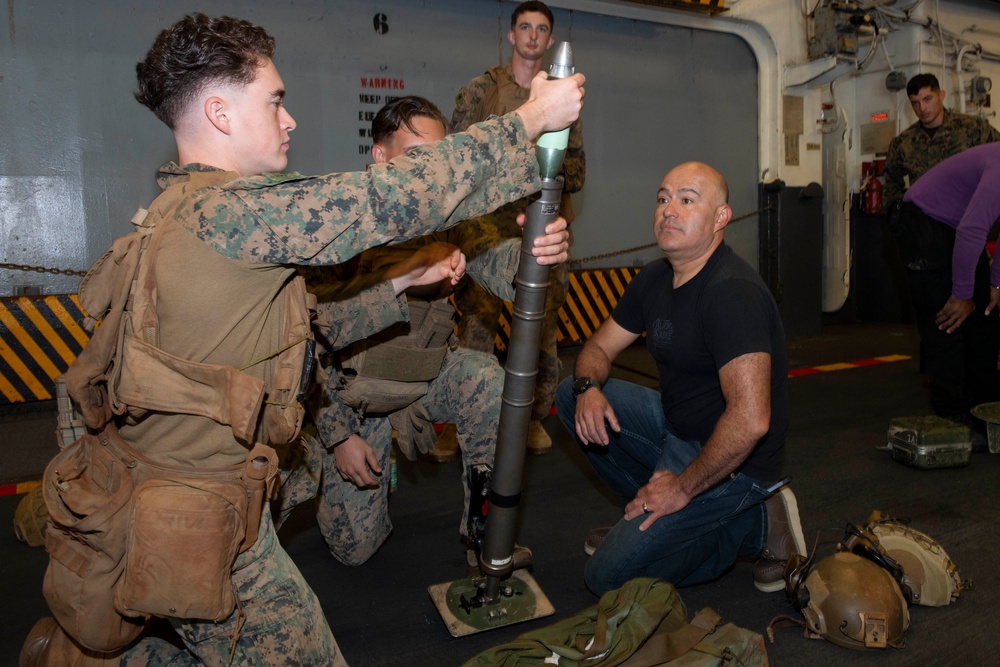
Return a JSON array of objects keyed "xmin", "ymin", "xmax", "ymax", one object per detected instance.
[{"xmin": 2, "ymin": 322, "xmax": 998, "ymax": 665}]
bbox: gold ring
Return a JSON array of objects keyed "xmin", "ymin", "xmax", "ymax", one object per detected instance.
[{"xmin": 642, "ymin": 502, "xmax": 649, "ymax": 513}]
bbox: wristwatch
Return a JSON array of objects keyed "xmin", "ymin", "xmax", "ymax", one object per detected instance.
[{"xmin": 572, "ymin": 376, "xmax": 601, "ymax": 397}]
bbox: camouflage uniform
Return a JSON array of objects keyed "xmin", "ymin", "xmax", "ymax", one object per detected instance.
[
  {"xmin": 311, "ymin": 347, "xmax": 503, "ymax": 564},
  {"xmin": 451, "ymin": 64, "xmax": 585, "ymax": 419},
  {"xmin": 104, "ymin": 114, "xmax": 540, "ymax": 666},
  {"xmin": 883, "ymin": 109, "xmax": 999, "ymax": 211},
  {"xmin": 883, "ymin": 110, "xmax": 999, "ymax": 419},
  {"xmin": 278, "ymin": 239, "xmax": 522, "ymax": 565}
]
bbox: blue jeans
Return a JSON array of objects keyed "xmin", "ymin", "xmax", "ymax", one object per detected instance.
[{"xmin": 556, "ymin": 377, "xmax": 769, "ymax": 595}]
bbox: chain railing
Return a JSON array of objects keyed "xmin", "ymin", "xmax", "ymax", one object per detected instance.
[
  {"xmin": 0, "ymin": 262, "xmax": 88, "ymax": 278},
  {"xmin": 1, "ymin": 203, "xmax": 777, "ymax": 278}
]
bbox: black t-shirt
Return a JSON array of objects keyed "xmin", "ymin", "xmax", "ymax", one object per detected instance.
[{"xmin": 611, "ymin": 243, "xmax": 787, "ymax": 481}]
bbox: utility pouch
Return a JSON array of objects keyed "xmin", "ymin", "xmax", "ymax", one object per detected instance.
[
  {"xmin": 110, "ymin": 434, "xmax": 276, "ymax": 621},
  {"xmin": 116, "ymin": 478, "xmax": 247, "ymax": 621},
  {"xmin": 340, "ymin": 299, "xmax": 453, "ymax": 382},
  {"xmin": 336, "ymin": 297, "xmax": 452, "ymax": 418},
  {"xmin": 41, "ymin": 425, "xmax": 278, "ymax": 651},
  {"xmin": 338, "ymin": 375, "xmax": 429, "ymax": 416},
  {"xmin": 42, "ymin": 433, "xmax": 148, "ymax": 653}
]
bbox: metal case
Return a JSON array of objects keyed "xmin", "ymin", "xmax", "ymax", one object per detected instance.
[{"xmin": 887, "ymin": 415, "xmax": 972, "ymax": 470}]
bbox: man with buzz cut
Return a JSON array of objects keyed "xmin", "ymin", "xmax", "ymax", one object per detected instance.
[
  {"xmin": 279, "ymin": 96, "xmax": 570, "ymax": 577},
  {"xmin": 884, "ymin": 73, "xmax": 999, "ymax": 442},
  {"xmin": 432, "ymin": 0, "xmax": 586, "ymax": 461},
  {"xmin": 23, "ymin": 12, "xmax": 584, "ymax": 666},
  {"xmin": 883, "ymin": 73, "xmax": 998, "ymax": 212},
  {"xmin": 556, "ymin": 162, "xmax": 805, "ymax": 597}
]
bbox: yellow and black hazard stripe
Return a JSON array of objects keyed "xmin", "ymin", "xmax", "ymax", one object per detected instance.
[
  {"xmin": 0, "ymin": 295, "xmax": 89, "ymax": 404},
  {"xmin": 495, "ymin": 267, "xmax": 640, "ymax": 351},
  {"xmin": 1, "ymin": 269, "xmax": 640, "ymax": 405}
]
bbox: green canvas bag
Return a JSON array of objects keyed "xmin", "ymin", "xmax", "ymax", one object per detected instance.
[{"xmin": 464, "ymin": 578, "xmax": 768, "ymax": 667}]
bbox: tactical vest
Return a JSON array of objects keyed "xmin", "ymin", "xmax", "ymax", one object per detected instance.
[
  {"xmin": 65, "ymin": 170, "xmax": 316, "ymax": 447},
  {"xmin": 336, "ymin": 245, "xmax": 455, "ymax": 419}
]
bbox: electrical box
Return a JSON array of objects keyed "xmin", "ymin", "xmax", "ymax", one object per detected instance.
[{"xmin": 808, "ymin": 2, "xmax": 874, "ymax": 60}]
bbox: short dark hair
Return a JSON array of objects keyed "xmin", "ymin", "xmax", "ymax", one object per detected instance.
[
  {"xmin": 511, "ymin": 2, "xmax": 554, "ymax": 31},
  {"xmin": 906, "ymin": 73, "xmax": 941, "ymax": 97},
  {"xmin": 135, "ymin": 13, "xmax": 275, "ymax": 130},
  {"xmin": 371, "ymin": 96, "xmax": 448, "ymax": 146}
]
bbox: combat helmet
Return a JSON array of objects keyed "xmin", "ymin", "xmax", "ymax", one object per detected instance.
[{"xmin": 783, "ymin": 551, "xmax": 909, "ymax": 650}]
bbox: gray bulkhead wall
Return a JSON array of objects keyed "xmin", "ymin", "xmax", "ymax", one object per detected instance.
[{"xmin": 0, "ymin": 0, "xmax": 758, "ymax": 295}]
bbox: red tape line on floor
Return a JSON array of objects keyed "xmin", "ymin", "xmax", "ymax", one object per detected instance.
[
  {"xmin": 787, "ymin": 353, "xmax": 911, "ymax": 378},
  {"xmin": 0, "ymin": 480, "xmax": 41, "ymax": 498}
]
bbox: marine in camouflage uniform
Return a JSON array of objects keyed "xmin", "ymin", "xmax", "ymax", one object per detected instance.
[
  {"xmin": 88, "ymin": 105, "xmax": 541, "ymax": 664},
  {"xmin": 450, "ymin": 62, "xmax": 586, "ymax": 428},
  {"xmin": 883, "ymin": 109, "xmax": 999, "ymax": 211},
  {"xmin": 276, "ymin": 239, "xmax": 522, "ymax": 565},
  {"xmin": 25, "ymin": 12, "xmax": 580, "ymax": 661},
  {"xmin": 273, "ymin": 94, "xmax": 569, "ymax": 566},
  {"xmin": 43, "ymin": 105, "xmax": 546, "ymax": 667},
  {"xmin": 883, "ymin": 81, "xmax": 1000, "ymax": 425}
]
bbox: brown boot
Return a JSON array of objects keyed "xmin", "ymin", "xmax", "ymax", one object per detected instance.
[
  {"xmin": 527, "ymin": 420, "xmax": 552, "ymax": 456},
  {"xmin": 19, "ymin": 617, "xmax": 59, "ymax": 667},
  {"xmin": 584, "ymin": 526, "xmax": 612, "ymax": 556},
  {"xmin": 753, "ymin": 485, "xmax": 807, "ymax": 593},
  {"xmin": 425, "ymin": 423, "xmax": 458, "ymax": 463},
  {"xmin": 20, "ymin": 617, "xmax": 121, "ymax": 667}
]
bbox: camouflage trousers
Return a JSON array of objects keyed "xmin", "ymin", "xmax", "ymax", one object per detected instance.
[
  {"xmin": 119, "ymin": 510, "xmax": 345, "ymax": 667},
  {"xmin": 454, "ymin": 262, "xmax": 567, "ymax": 420},
  {"xmin": 279, "ymin": 347, "xmax": 502, "ymax": 566}
]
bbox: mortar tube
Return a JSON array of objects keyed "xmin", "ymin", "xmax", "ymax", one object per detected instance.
[
  {"xmin": 479, "ymin": 176, "xmax": 563, "ymax": 601},
  {"xmin": 478, "ymin": 39, "xmax": 574, "ymax": 603}
]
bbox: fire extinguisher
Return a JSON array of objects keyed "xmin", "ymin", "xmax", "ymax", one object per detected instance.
[{"xmin": 863, "ymin": 168, "xmax": 883, "ymax": 214}]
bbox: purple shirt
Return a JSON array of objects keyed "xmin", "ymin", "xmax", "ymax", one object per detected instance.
[{"xmin": 904, "ymin": 143, "xmax": 1000, "ymax": 299}]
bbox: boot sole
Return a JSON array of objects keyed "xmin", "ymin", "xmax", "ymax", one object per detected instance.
[
  {"xmin": 776, "ymin": 487, "xmax": 808, "ymax": 557},
  {"xmin": 753, "ymin": 577, "xmax": 787, "ymax": 593}
]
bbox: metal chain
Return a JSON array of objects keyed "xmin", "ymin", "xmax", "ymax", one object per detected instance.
[
  {"xmin": 0, "ymin": 262, "xmax": 87, "ymax": 278},
  {"xmin": 570, "ymin": 204, "xmax": 775, "ymax": 266}
]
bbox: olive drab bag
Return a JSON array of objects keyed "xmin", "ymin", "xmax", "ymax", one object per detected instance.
[{"xmin": 463, "ymin": 578, "xmax": 768, "ymax": 667}]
